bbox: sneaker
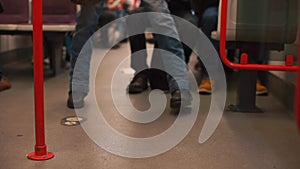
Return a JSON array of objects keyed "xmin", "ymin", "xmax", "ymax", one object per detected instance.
[
  {"xmin": 256, "ymin": 81, "xmax": 268, "ymax": 96},
  {"xmin": 0, "ymin": 76, "xmax": 11, "ymax": 92},
  {"xmin": 128, "ymin": 71, "xmax": 148, "ymax": 94},
  {"xmin": 67, "ymin": 91, "xmax": 86, "ymax": 109},
  {"xmin": 198, "ymin": 79, "xmax": 212, "ymax": 94}
]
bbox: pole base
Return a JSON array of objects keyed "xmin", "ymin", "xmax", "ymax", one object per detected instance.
[
  {"xmin": 228, "ymin": 104, "xmax": 263, "ymax": 113},
  {"xmin": 27, "ymin": 152, "xmax": 54, "ymax": 161}
]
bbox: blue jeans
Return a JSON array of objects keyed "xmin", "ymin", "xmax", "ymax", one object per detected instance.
[
  {"xmin": 129, "ymin": 0, "xmax": 189, "ymax": 92},
  {"xmin": 116, "ymin": 9, "xmax": 127, "ymax": 41},
  {"xmin": 69, "ymin": 2, "xmax": 103, "ymax": 94}
]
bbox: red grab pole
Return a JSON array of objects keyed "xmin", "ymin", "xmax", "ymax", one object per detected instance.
[
  {"xmin": 296, "ymin": 26, "xmax": 300, "ymax": 133},
  {"xmin": 27, "ymin": 0, "xmax": 54, "ymax": 160}
]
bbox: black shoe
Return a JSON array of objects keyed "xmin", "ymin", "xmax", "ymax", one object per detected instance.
[
  {"xmin": 120, "ymin": 38, "xmax": 128, "ymax": 43},
  {"xmin": 170, "ymin": 89, "xmax": 192, "ymax": 109},
  {"xmin": 112, "ymin": 43, "xmax": 120, "ymax": 49},
  {"xmin": 67, "ymin": 91, "xmax": 86, "ymax": 109},
  {"xmin": 128, "ymin": 71, "xmax": 148, "ymax": 94}
]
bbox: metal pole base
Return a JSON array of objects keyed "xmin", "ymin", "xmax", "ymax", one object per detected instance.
[
  {"xmin": 228, "ymin": 104, "xmax": 262, "ymax": 113},
  {"xmin": 27, "ymin": 152, "xmax": 54, "ymax": 161}
]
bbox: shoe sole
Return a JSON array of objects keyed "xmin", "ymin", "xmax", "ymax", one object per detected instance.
[
  {"xmin": 67, "ymin": 101, "xmax": 84, "ymax": 109},
  {"xmin": 198, "ymin": 89, "xmax": 211, "ymax": 95},
  {"xmin": 170, "ymin": 99, "xmax": 192, "ymax": 109},
  {"xmin": 0, "ymin": 84, "xmax": 11, "ymax": 92},
  {"xmin": 128, "ymin": 86, "xmax": 148, "ymax": 94},
  {"xmin": 0, "ymin": 77, "xmax": 11, "ymax": 92},
  {"xmin": 170, "ymin": 100, "xmax": 181, "ymax": 108},
  {"xmin": 256, "ymin": 91, "xmax": 268, "ymax": 96}
]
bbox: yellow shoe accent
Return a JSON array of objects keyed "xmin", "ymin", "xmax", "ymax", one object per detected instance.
[
  {"xmin": 0, "ymin": 76, "xmax": 11, "ymax": 92},
  {"xmin": 256, "ymin": 81, "xmax": 268, "ymax": 95},
  {"xmin": 198, "ymin": 79, "xmax": 212, "ymax": 94}
]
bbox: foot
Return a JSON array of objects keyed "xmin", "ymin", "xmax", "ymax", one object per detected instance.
[
  {"xmin": 128, "ymin": 71, "xmax": 148, "ymax": 94},
  {"xmin": 170, "ymin": 89, "xmax": 192, "ymax": 109},
  {"xmin": 0, "ymin": 76, "xmax": 11, "ymax": 92},
  {"xmin": 67, "ymin": 91, "xmax": 86, "ymax": 109},
  {"xmin": 198, "ymin": 79, "xmax": 212, "ymax": 95},
  {"xmin": 256, "ymin": 81, "xmax": 268, "ymax": 96}
]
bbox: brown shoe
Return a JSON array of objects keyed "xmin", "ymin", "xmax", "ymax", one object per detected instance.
[{"xmin": 0, "ymin": 76, "xmax": 11, "ymax": 92}]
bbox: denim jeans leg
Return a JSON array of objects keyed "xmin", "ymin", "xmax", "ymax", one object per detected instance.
[
  {"xmin": 69, "ymin": 2, "xmax": 103, "ymax": 94},
  {"xmin": 142, "ymin": 0, "xmax": 189, "ymax": 92}
]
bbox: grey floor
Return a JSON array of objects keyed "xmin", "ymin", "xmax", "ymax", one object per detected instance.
[{"xmin": 1, "ymin": 43, "xmax": 300, "ymax": 169}]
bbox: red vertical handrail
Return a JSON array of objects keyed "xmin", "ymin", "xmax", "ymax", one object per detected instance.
[
  {"xmin": 296, "ymin": 26, "xmax": 300, "ymax": 133},
  {"xmin": 219, "ymin": 0, "xmax": 298, "ymax": 71},
  {"xmin": 27, "ymin": 0, "xmax": 54, "ymax": 160}
]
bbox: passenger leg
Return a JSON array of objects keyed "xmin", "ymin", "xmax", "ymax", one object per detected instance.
[
  {"xmin": 67, "ymin": 2, "xmax": 103, "ymax": 108},
  {"xmin": 141, "ymin": 0, "xmax": 191, "ymax": 110},
  {"xmin": 127, "ymin": 7, "xmax": 149, "ymax": 94},
  {"xmin": 198, "ymin": 7, "xmax": 218, "ymax": 94}
]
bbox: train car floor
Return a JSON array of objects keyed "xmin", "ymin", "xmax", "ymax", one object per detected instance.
[{"xmin": 0, "ymin": 43, "xmax": 300, "ymax": 169}]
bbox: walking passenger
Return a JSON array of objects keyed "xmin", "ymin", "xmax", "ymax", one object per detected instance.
[{"xmin": 126, "ymin": 0, "xmax": 193, "ymax": 113}]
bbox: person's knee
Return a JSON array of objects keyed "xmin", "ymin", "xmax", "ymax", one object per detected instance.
[
  {"xmin": 98, "ymin": 10, "xmax": 117, "ymax": 27},
  {"xmin": 202, "ymin": 14, "xmax": 217, "ymax": 25},
  {"xmin": 201, "ymin": 8, "xmax": 218, "ymax": 25}
]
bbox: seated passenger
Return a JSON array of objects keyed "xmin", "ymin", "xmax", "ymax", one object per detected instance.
[
  {"xmin": 192, "ymin": 0, "xmax": 268, "ymax": 95},
  {"xmin": 191, "ymin": 0, "xmax": 219, "ymax": 94}
]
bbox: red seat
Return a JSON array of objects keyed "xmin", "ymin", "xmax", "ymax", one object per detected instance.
[
  {"xmin": 43, "ymin": 0, "xmax": 76, "ymax": 24},
  {"xmin": 0, "ymin": 0, "xmax": 29, "ymax": 24}
]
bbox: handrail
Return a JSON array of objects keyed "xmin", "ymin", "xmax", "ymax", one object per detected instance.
[
  {"xmin": 219, "ymin": 0, "xmax": 300, "ymax": 132},
  {"xmin": 296, "ymin": 27, "xmax": 300, "ymax": 133},
  {"xmin": 219, "ymin": 0, "xmax": 299, "ymax": 72},
  {"xmin": 27, "ymin": 0, "xmax": 54, "ymax": 161}
]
